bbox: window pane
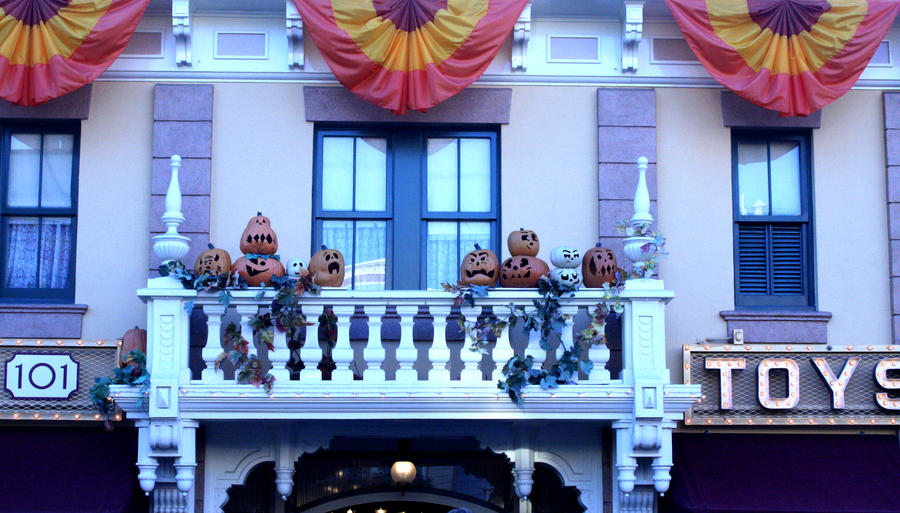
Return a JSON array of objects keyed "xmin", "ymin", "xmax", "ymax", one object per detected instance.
[
  {"xmin": 426, "ymin": 221, "xmax": 457, "ymax": 290},
  {"xmin": 40, "ymin": 134, "xmax": 74, "ymax": 208},
  {"xmin": 427, "ymin": 138, "xmax": 458, "ymax": 212},
  {"xmin": 38, "ymin": 217, "xmax": 73, "ymax": 288},
  {"xmin": 322, "ymin": 137, "xmax": 354, "ymax": 211},
  {"xmin": 4, "ymin": 217, "xmax": 40, "ymax": 288},
  {"xmin": 737, "ymin": 142, "xmax": 769, "ymax": 216},
  {"xmin": 353, "ymin": 220, "xmax": 386, "ymax": 290},
  {"xmin": 321, "ymin": 220, "xmax": 353, "ymax": 288},
  {"xmin": 355, "ymin": 138, "xmax": 387, "ymax": 211},
  {"xmin": 459, "ymin": 138, "xmax": 491, "ymax": 212},
  {"xmin": 770, "ymin": 142, "xmax": 801, "ymax": 216},
  {"xmin": 459, "ymin": 222, "xmax": 491, "ymax": 263},
  {"xmin": 7, "ymin": 133, "xmax": 41, "ymax": 207}
]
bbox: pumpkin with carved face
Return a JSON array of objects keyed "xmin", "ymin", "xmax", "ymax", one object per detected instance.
[
  {"xmin": 194, "ymin": 243, "xmax": 232, "ymax": 276},
  {"xmin": 507, "ymin": 228, "xmax": 540, "ymax": 257},
  {"xmin": 549, "ymin": 246, "xmax": 583, "ymax": 269},
  {"xmin": 239, "ymin": 212, "xmax": 279, "ymax": 255},
  {"xmin": 286, "ymin": 258, "xmax": 308, "ymax": 278},
  {"xmin": 550, "ymin": 268, "xmax": 582, "ymax": 289},
  {"xmin": 232, "ymin": 256, "xmax": 285, "ymax": 287},
  {"xmin": 499, "ymin": 256, "xmax": 550, "ymax": 288},
  {"xmin": 582, "ymin": 242, "xmax": 618, "ymax": 287},
  {"xmin": 309, "ymin": 246, "xmax": 345, "ymax": 287},
  {"xmin": 459, "ymin": 244, "xmax": 499, "ymax": 287}
]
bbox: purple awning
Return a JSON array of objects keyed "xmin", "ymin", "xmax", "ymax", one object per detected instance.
[{"xmin": 664, "ymin": 433, "xmax": 900, "ymax": 513}]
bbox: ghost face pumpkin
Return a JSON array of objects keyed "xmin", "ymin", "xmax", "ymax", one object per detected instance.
[
  {"xmin": 309, "ymin": 247, "xmax": 345, "ymax": 287},
  {"xmin": 549, "ymin": 246, "xmax": 583, "ymax": 268},
  {"xmin": 239, "ymin": 212, "xmax": 279, "ymax": 255},
  {"xmin": 459, "ymin": 244, "xmax": 499, "ymax": 287},
  {"xmin": 286, "ymin": 258, "xmax": 308, "ymax": 278},
  {"xmin": 500, "ymin": 256, "xmax": 550, "ymax": 288},
  {"xmin": 507, "ymin": 228, "xmax": 540, "ymax": 257},
  {"xmin": 194, "ymin": 243, "xmax": 232, "ymax": 276},
  {"xmin": 550, "ymin": 268, "xmax": 583, "ymax": 289},
  {"xmin": 233, "ymin": 256, "xmax": 285, "ymax": 287},
  {"xmin": 582, "ymin": 243, "xmax": 618, "ymax": 287}
]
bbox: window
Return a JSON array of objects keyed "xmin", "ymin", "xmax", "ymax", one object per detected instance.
[
  {"xmin": 732, "ymin": 131, "xmax": 814, "ymax": 308},
  {"xmin": 1, "ymin": 123, "xmax": 79, "ymax": 303},
  {"xmin": 313, "ymin": 126, "xmax": 499, "ymax": 290}
]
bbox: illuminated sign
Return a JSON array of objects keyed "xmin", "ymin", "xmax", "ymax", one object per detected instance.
[
  {"xmin": 5, "ymin": 353, "xmax": 78, "ymax": 399},
  {"xmin": 684, "ymin": 344, "xmax": 900, "ymax": 426}
]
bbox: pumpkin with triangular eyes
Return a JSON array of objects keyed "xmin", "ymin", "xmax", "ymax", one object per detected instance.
[
  {"xmin": 232, "ymin": 256, "xmax": 285, "ymax": 287},
  {"xmin": 309, "ymin": 246, "xmax": 345, "ymax": 287},
  {"xmin": 239, "ymin": 212, "xmax": 279, "ymax": 255},
  {"xmin": 582, "ymin": 242, "xmax": 618, "ymax": 287},
  {"xmin": 459, "ymin": 244, "xmax": 499, "ymax": 287},
  {"xmin": 507, "ymin": 228, "xmax": 540, "ymax": 257},
  {"xmin": 499, "ymin": 255, "xmax": 549, "ymax": 288},
  {"xmin": 194, "ymin": 243, "xmax": 232, "ymax": 276}
]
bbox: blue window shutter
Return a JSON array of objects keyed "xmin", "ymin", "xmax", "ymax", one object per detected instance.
[
  {"xmin": 771, "ymin": 224, "xmax": 804, "ymax": 295},
  {"xmin": 737, "ymin": 224, "xmax": 767, "ymax": 295}
]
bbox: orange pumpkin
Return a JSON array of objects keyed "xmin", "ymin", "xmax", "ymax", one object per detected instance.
[
  {"xmin": 499, "ymin": 255, "xmax": 549, "ymax": 288},
  {"xmin": 194, "ymin": 243, "xmax": 232, "ymax": 276},
  {"xmin": 459, "ymin": 244, "xmax": 499, "ymax": 287},
  {"xmin": 309, "ymin": 246, "xmax": 345, "ymax": 287},
  {"xmin": 582, "ymin": 242, "xmax": 618, "ymax": 287},
  {"xmin": 120, "ymin": 326, "xmax": 147, "ymax": 365},
  {"xmin": 232, "ymin": 256, "xmax": 285, "ymax": 287},
  {"xmin": 239, "ymin": 212, "xmax": 279, "ymax": 255},
  {"xmin": 507, "ymin": 228, "xmax": 540, "ymax": 256}
]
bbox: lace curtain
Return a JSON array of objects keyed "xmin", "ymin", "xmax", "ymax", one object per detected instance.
[{"xmin": 3, "ymin": 217, "xmax": 72, "ymax": 289}]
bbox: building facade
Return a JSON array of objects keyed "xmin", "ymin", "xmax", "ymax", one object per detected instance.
[{"xmin": 1, "ymin": 1, "xmax": 899, "ymax": 512}]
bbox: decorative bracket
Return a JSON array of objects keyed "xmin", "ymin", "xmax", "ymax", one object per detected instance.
[
  {"xmin": 621, "ymin": 0, "xmax": 644, "ymax": 72},
  {"xmin": 511, "ymin": 0, "xmax": 532, "ymax": 72},
  {"xmin": 172, "ymin": 0, "xmax": 192, "ymax": 66},
  {"xmin": 286, "ymin": 0, "xmax": 304, "ymax": 69}
]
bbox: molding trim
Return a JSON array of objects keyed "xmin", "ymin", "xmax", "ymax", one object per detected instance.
[
  {"xmin": 621, "ymin": 1, "xmax": 644, "ymax": 72},
  {"xmin": 0, "ymin": 85, "xmax": 92, "ymax": 119},
  {"xmin": 721, "ymin": 91, "xmax": 822, "ymax": 128},
  {"xmin": 512, "ymin": 1, "xmax": 532, "ymax": 72},
  {"xmin": 286, "ymin": 0, "xmax": 303, "ymax": 69},
  {"xmin": 173, "ymin": 0, "xmax": 192, "ymax": 66},
  {"xmin": 0, "ymin": 303, "xmax": 88, "ymax": 338},
  {"xmin": 719, "ymin": 310, "xmax": 832, "ymax": 344},
  {"xmin": 303, "ymin": 86, "xmax": 513, "ymax": 124}
]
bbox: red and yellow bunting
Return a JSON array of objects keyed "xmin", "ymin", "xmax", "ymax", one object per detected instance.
[
  {"xmin": 0, "ymin": 0, "xmax": 150, "ymax": 106},
  {"xmin": 665, "ymin": 0, "xmax": 900, "ymax": 116},
  {"xmin": 294, "ymin": 0, "xmax": 528, "ymax": 114}
]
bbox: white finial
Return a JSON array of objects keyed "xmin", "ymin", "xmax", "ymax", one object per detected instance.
[
  {"xmin": 631, "ymin": 156, "xmax": 652, "ymax": 228},
  {"xmin": 152, "ymin": 155, "xmax": 190, "ymax": 264}
]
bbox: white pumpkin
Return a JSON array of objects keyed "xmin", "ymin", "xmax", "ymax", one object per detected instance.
[
  {"xmin": 286, "ymin": 258, "xmax": 307, "ymax": 277},
  {"xmin": 550, "ymin": 268, "xmax": 582, "ymax": 289},
  {"xmin": 549, "ymin": 246, "xmax": 583, "ymax": 268}
]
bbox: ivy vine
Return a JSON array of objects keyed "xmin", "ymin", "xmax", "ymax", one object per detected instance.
[{"xmin": 89, "ymin": 350, "xmax": 151, "ymax": 423}]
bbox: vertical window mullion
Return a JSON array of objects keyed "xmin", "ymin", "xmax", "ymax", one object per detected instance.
[
  {"xmin": 456, "ymin": 138, "xmax": 461, "ymax": 212},
  {"xmin": 351, "ymin": 219, "xmax": 356, "ymax": 290},
  {"xmin": 37, "ymin": 134, "xmax": 44, "ymax": 208},
  {"xmin": 765, "ymin": 141, "xmax": 772, "ymax": 216},
  {"xmin": 351, "ymin": 137, "xmax": 357, "ymax": 212},
  {"xmin": 765, "ymin": 224, "xmax": 773, "ymax": 296}
]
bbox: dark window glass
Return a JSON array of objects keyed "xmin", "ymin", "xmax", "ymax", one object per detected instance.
[
  {"xmin": 1, "ymin": 124, "xmax": 79, "ymax": 303},
  {"xmin": 732, "ymin": 131, "xmax": 813, "ymax": 308},
  {"xmin": 314, "ymin": 127, "xmax": 499, "ymax": 290}
]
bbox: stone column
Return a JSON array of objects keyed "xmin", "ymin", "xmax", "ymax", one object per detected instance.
[
  {"xmin": 151, "ymin": 84, "xmax": 213, "ymax": 273},
  {"xmin": 885, "ymin": 92, "xmax": 900, "ymax": 342}
]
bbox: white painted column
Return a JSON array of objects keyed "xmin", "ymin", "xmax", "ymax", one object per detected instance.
[
  {"xmin": 269, "ymin": 328, "xmax": 291, "ymax": 382},
  {"xmin": 458, "ymin": 306, "xmax": 483, "ymax": 382},
  {"xmin": 201, "ymin": 304, "xmax": 226, "ymax": 381},
  {"xmin": 395, "ymin": 305, "xmax": 419, "ymax": 382},
  {"xmin": 299, "ymin": 308, "xmax": 323, "ymax": 381},
  {"xmin": 362, "ymin": 305, "xmax": 387, "ymax": 382},
  {"xmin": 235, "ymin": 304, "xmax": 259, "ymax": 361},
  {"xmin": 429, "ymin": 305, "xmax": 452, "ymax": 382},
  {"xmin": 175, "ymin": 420, "xmax": 198, "ymax": 496},
  {"xmin": 330, "ymin": 305, "xmax": 356, "ymax": 382},
  {"xmin": 491, "ymin": 308, "xmax": 514, "ymax": 382},
  {"xmin": 136, "ymin": 419, "xmax": 158, "ymax": 495}
]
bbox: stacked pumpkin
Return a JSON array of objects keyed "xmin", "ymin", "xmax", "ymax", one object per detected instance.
[
  {"xmin": 232, "ymin": 212, "xmax": 285, "ymax": 286},
  {"xmin": 500, "ymin": 228, "xmax": 549, "ymax": 288},
  {"xmin": 549, "ymin": 246, "xmax": 583, "ymax": 289}
]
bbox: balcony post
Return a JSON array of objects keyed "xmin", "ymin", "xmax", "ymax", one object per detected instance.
[
  {"xmin": 201, "ymin": 304, "xmax": 226, "ymax": 381},
  {"xmin": 395, "ymin": 305, "xmax": 419, "ymax": 382},
  {"xmin": 458, "ymin": 305, "xmax": 483, "ymax": 382},
  {"xmin": 362, "ymin": 305, "xmax": 387, "ymax": 381},
  {"xmin": 299, "ymin": 309, "xmax": 323, "ymax": 381},
  {"xmin": 330, "ymin": 305, "xmax": 356, "ymax": 382}
]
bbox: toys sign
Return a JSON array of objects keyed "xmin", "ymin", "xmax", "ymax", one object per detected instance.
[
  {"xmin": 684, "ymin": 344, "xmax": 900, "ymax": 426},
  {"xmin": 5, "ymin": 353, "xmax": 79, "ymax": 400}
]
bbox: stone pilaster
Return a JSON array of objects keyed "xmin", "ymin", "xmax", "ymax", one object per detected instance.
[{"xmin": 885, "ymin": 92, "xmax": 900, "ymax": 341}]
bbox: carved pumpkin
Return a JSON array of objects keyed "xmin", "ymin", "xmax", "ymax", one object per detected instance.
[
  {"xmin": 583, "ymin": 242, "xmax": 618, "ymax": 287},
  {"xmin": 232, "ymin": 256, "xmax": 285, "ymax": 287},
  {"xmin": 120, "ymin": 326, "xmax": 147, "ymax": 365},
  {"xmin": 194, "ymin": 243, "xmax": 232, "ymax": 276},
  {"xmin": 499, "ymin": 255, "xmax": 550, "ymax": 288},
  {"xmin": 507, "ymin": 228, "xmax": 540, "ymax": 256},
  {"xmin": 309, "ymin": 246, "xmax": 345, "ymax": 287},
  {"xmin": 550, "ymin": 268, "xmax": 583, "ymax": 289},
  {"xmin": 286, "ymin": 258, "xmax": 308, "ymax": 278},
  {"xmin": 549, "ymin": 246, "xmax": 583, "ymax": 269},
  {"xmin": 239, "ymin": 212, "xmax": 279, "ymax": 255},
  {"xmin": 459, "ymin": 243, "xmax": 499, "ymax": 287}
]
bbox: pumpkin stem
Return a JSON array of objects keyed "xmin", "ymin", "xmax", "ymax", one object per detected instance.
[
  {"xmin": 208, "ymin": 243, "xmax": 215, "ymax": 249},
  {"xmin": 474, "ymin": 243, "xmax": 482, "ymax": 250}
]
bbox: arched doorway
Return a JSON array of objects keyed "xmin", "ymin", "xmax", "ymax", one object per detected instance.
[{"xmin": 300, "ymin": 491, "xmax": 500, "ymax": 513}]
